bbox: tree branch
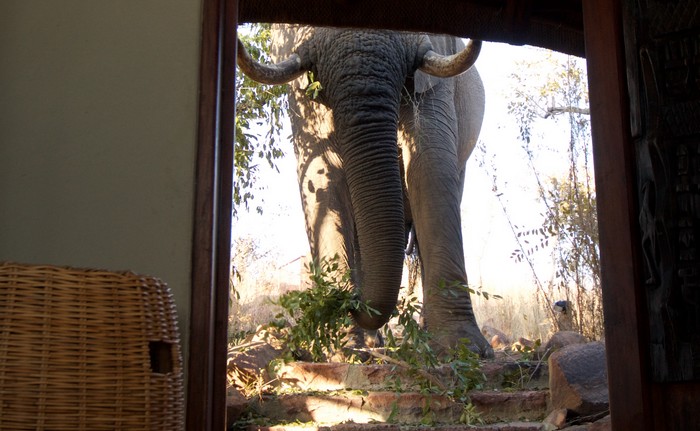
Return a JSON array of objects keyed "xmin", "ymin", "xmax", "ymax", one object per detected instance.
[
  {"xmin": 545, "ymin": 106, "xmax": 590, "ymax": 118},
  {"xmin": 367, "ymin": 349, "xmax": 448, "ymax": 391}
]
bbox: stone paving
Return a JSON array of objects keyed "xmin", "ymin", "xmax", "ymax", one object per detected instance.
[{"xmin": 227, "ymin": 339, "xmax": 611, "ymax": 431}]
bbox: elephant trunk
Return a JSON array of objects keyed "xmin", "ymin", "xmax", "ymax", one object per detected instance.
[
  {"xmin": 305, "ymin": 30, "xmax": 415, "ymax": 330},
  {"xmin": 339, "ymin": 113, "xmax": 406, "ymax": 330}
]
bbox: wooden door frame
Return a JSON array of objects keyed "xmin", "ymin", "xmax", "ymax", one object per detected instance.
[
  {"xmin": 582, "ymin": 1, "xmax": 651, "ymax": 429},
  {"xmin": 187, "ymin": 1, "xmax": 651, "ymax": 429},
  {"xmin": 187, "ymin": 0, "xmax": 237, "ymax": 430}
]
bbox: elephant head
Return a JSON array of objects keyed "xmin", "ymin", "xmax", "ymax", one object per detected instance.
[{"xmin": 237, "ymin": 28, "xmax": 481, "ymax": 332}]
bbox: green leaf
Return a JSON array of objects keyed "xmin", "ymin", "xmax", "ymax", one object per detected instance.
[
  {"xmin": 304, "ymin": 72, "xmax": 324, "ymax": 99},
  {"xmin": 234, "ymin": 23, "xmax": 289, "ymax": 218}
]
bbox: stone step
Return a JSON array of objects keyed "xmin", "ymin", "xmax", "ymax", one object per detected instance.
[
  {"xmin": 246, "ymin": 390, "xmax": 549, "ymax": 426},
  {"xmin": 274, "ymin": 360, "xmax": 548, "ymax": 393},
  {"xmin": 229, "ymin": 339, "xmax": 612, "ymax": 431},
  {"xmin": 244, "ymin": 422, "xmax": 544, "ymax": 431}
]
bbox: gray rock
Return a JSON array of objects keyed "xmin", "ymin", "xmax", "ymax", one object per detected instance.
[
  {"xmin": 227, "ymin": 341, "xmax": 284, "ymax": 391},
  {"xmin": 513, "ymin": 337, "xmax": 536, "ymax": 351},
  {"xmin": 482, "ymin": 325, "xmax": 511, "ymax": 347},
  {"xmin": 540, "ymin": 331, "xmax": 588, "ymax": 358},
  {"xmin": 490, "ymin": 334, "xmax": 510, "ymax": 349},
  {"xmin": 226, "ymin": 386, "xmax": 249, "ymax": 427},
  {"xmin": 541, "ymin": 408, "xmax": 568, "ymax": 430},
  {"xmin": 548, "ymin": 342, "xmax": 608, "ymax": 418}
]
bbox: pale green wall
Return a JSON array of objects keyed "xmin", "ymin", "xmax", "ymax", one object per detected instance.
[{"xmin": 0, "ymin": 1, "xmax": 203, "ymax": 365}]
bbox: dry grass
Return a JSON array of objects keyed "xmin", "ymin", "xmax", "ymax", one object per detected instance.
[
  {"xmin": 229, "ymin": 261, "xmax": 560, "ymax": 346},
  {"xmin": 473, "ymin": 292, "xmax": 553, "ymax": 342},
  {"xmin": 230, "ymin": 237, "xmax": 603, "ymax": 346}
]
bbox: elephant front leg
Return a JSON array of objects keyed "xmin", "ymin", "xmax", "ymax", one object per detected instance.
[
  {"xmin": 296, "ymin": 144, "xmax": 382, "ymax": 357},
  {"xmin": 403, "ymin": 148, "xmax": 492, "ymax": 359},
  {"xmin": 296, "ymin": 142, "xmax": 355, "ymax": 274}
]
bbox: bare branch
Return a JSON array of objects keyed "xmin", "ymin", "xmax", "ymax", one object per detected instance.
[
  {"xmin": 367, "ymin": 349, "xmax": 448, "ymax": 391},
  {"xmin": 545, "ymin": 106, "xmax": 590, "ymax": 118}
]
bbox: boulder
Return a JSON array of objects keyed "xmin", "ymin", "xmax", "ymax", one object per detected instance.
[
  {"xmin": 227, "ymin": 340, "xmax": 284, "ymax": 392},
  {"xmin": 512, "ymin": 337, "xmax": 536, "ymax": 351},
  {"xmin": 540, "ymin": 331, "xmax": 587, "ymax": 358},
  {"xmin": 541, "ymin": 408, "xmax": 568, "ymax": 430},
  {"xmin": 549, "ymin": 342, "xmax": 608, "ymax": 418},
  {"xmin": 491, "ymin": 334, "xmax": 511, "ymax": 349},
  {"xmin": 482, "ymin": 325, "xmax": 511, "ymax": 347},
  {"xmin": 226, "ymin": 387, "xmax": 249, "ymax": 427}
]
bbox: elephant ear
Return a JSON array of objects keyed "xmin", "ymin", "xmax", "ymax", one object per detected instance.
[{"xmin": 413, "ymin": 35, "xmax": 464, "ymax": 94}]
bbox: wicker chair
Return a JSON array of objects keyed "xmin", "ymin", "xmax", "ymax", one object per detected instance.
[{"xmin": 0, "ymin": 262, "xmax": 184, "ymax": 430}]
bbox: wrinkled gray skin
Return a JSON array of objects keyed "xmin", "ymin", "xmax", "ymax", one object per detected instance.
[{"xmin": 263, "ymin": 25, "xmax": 491, "ymax": 357}]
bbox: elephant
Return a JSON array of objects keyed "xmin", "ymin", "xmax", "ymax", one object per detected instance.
[{"xmin": 237, "ymin": 25, "xmax": 492, "ymax": 358}]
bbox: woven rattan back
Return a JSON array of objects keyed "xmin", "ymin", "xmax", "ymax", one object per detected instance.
[{"xmin": 0, "ymin": 262, "xmax": 184, "ymax": 430}]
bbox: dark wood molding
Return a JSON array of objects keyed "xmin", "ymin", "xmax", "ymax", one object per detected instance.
[
  {"xmin": 238, "ymin": 0, "xmax": 584, "ymax": 56},
  {"xmin": 187, "ymin": 0, "xmax": 219, "ymax": 425},
  {"xmin": 187, "ymin": 0, "xmax": 236, "ymax": 429},
  {"xmin": 213, "ymin": 0, "xmax": 238, "ymax": 430},
  {"xmin": 189, "ymin": 1, "xmax": 700, "ymax": 429},
  {"xmin": 582, "ymin": 0, "xmax": 652, "ymax": 429}
]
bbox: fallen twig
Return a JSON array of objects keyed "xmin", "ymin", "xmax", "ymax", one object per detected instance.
[{"xmin": 365, "ymin": 349, "xmax": 448, "ymax": 392}]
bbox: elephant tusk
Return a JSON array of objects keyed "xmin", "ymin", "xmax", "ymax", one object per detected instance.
[
  {"xmin": 236, "ymin": 39, "xmax": 305, "ymax": 85},
  {"xmin": 419, "ymin": 39, "xmax": 482, "ymax": 78},
  {"xmin": 405, "ymin": 225, "xmax": 416, "ymax": 255}
]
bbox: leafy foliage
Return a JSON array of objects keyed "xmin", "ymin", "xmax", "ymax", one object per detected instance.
[
  {"xmin": 545, "ymin": 178, "xmax": 599, "ymax": 279},
  {"xmin": 383, "ymin": 294, "xmax": 438, "ymax": 369},
  {"xmin": 234, "ymin": 24, "xmax": 289, "ymax": 217},
  {"xmin": 273, "ymin": 256, "xmax": 379, "ymax": 361},
  {"xmin": 444, "ymin": 339, "xmax": 486, "ymax": 401},
  {"xmin": 304, "ymin": 72, "xmax": 323, "ymax": 99},
  {"xmin": 381, "ymin": 289, "xmax": 486, "ymax": 398},
  {"xmin": 272, "ymin": 257, "xmax": 486, "ymax": 396},
  {"xmin": 231, "ymin": 257, "xmax": 493, "ymax": 428},
  {"xmin": 459, "ymin": 402, "xmax": 485, "ymax": 426}
]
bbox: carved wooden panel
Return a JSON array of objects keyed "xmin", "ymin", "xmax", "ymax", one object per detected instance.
[{"xmin": 628, "ymin": 0, "xmax": 700, "ymax": 381}]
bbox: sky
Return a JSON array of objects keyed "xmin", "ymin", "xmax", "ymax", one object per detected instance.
[{"xmin": 233, "ymin": 41, "xmax": 589, "ymax": 297}]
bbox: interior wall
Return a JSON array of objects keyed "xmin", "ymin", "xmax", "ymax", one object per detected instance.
[{"xmin": 0, "ymin": 0, "xmax": 202, "ymax": 366}]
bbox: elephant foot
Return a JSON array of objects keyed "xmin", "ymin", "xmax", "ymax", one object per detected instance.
[
  {"xmin": 430, "ymin": 323, "xmax": 494, "ymax": 360},
  {"xmin": 337, "ymin": 326, "xmax": 384, "ymax": 363}
]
